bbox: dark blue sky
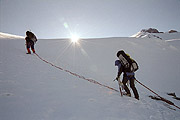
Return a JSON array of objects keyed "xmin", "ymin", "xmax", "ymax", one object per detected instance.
[{"xmin": 0, "ymin": 0, "xmax": 180, "ymax": 39}]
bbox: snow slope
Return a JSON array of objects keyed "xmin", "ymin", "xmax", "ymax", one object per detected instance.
[
  {"xmin": 0, "ymin": 32, "xmax": 24, "ymax": 39},
  {"xmin": 0, "ymin": 33, "xmax": 180, "ymax": 120}
]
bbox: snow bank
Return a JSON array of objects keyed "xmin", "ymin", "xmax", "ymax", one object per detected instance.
[
  {"xmin": 0, "ymin": 32, "xmax": 24, "ymax": 39},
  {"xmin": 0, "ymin": 33, "xmax": 180, "ymax": 120}
]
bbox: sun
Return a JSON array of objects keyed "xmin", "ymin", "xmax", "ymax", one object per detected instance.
[{"xmin": 71, "ymin": 34, "xmax": 80, "ymax": 43}]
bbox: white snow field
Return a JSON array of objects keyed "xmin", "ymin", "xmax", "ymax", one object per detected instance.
[{"xmin": 0, "ymin": 32, "xmax": 180, "ymax": 120}]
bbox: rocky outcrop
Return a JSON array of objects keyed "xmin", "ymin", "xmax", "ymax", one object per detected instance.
[
  {"xmin": 141, "ymin": 28, "xmax": 160, "ymax": 33},
  {"xmin": 168, "ymin": 30, "xmax": 178, "ymax": 33}
]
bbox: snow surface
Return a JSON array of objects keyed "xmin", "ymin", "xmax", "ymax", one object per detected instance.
[
  {"xmin": 0, "ymin": 32, "xmax": 24, "ymax": 39},
  {"xmin": 0, "ymin": 33, "xmax": 180, "ymax": 120}
]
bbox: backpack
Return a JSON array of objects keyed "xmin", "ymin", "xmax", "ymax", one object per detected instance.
[
  {"xmin": 30, "ymin": 32, "xmax": 37, "ymax": 43},
  {"xmin": 117, "ymin": 50, "xmax": 138, "ymax": 72},
  {"xmin": 26, "ymin": 31, "xmax": 37, "ymax": 43}
]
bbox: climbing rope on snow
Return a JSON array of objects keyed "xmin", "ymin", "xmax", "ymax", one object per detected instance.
[
  {"xmin": 34, "ymin": 53, "xmax": 180, "ymax": 110},
  {"xmin": 34, "ymin": 53, "xmax": 119, "ymax": 93},
  {"xmin": 135, "ymin": 79, "xmax": 180, "ymax": 110}
]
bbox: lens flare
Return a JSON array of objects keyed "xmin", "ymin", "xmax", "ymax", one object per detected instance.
[{"xmin": 71, "ymin": 34, "xmax": 80, "ymax": 43}]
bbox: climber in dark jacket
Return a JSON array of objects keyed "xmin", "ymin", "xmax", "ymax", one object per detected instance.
[
  {"xmin": 25, "ymin": 31, "xmax": 37, "ymax": 54},
  {"xmin": 115, "ymin": 60, "xmax": 139, "ymax": 100}
]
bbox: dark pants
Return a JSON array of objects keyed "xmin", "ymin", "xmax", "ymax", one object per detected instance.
[
  {"xmin": 122, "ymin": 75, "xmax": 139, "ymax": 99},
  {"xmin": 26, "ymin": 41, "xmax": 34, "ymax": 49}
]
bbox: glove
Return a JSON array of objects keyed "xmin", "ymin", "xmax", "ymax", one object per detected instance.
[{"xmin": 119, "ymin": 81, "xmax": 123, "ymax": 86}]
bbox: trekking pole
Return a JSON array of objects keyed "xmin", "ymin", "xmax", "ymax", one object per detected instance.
[
  {"xmin": 118, "ymin": 80, "xmax": 123, "ymax": 97},
  {"xmin": 114, "ymin": 79, "xmax": 123, "ymax": 96}
]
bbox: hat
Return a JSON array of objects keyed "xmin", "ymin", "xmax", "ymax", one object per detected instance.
[{"xmin": 26, "ymin": 31, "xmax": 30, "ymax": 35}]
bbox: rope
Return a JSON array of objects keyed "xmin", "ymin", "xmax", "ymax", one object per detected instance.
[
  {"xmin": 34, "ymin": 53, "xmax": 180, "ymax": 110},
  {"xmin": 34, "ymin": 53, "xmax": 119, "ymax": 93},
  {"xmin": 135, "ymin": 79, "xmax": 180, "ymax": 110}
]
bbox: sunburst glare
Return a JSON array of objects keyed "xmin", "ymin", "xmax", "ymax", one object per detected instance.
[{"xmin": 71, "ymin": 34, "xmax": 80, "ymax": 43}]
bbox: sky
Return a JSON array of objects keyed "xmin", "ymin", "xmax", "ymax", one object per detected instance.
[{"xmin": 0, "ymin": 0, "xmax": 180, "ymax": 39}]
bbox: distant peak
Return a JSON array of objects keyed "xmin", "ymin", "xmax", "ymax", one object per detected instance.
[
  {"xmin": 132, "ymin": 28, "xmax": 180, "ymax": 40},
  {"xmin": 168, "ymin": 30, "xmax": 178, "ymax": 33},
  {"xmin": 141, "ymin": 28, "xmax": 160, "ymax": 33}
]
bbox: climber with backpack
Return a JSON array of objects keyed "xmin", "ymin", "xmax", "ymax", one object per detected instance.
[
  {"xmin": 115, "ymin": 50, "xmax": 139, "ymax": 100},
  {"xmin": 25, "ymin": 31, "xmax": 37, "ymax": 54}
]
